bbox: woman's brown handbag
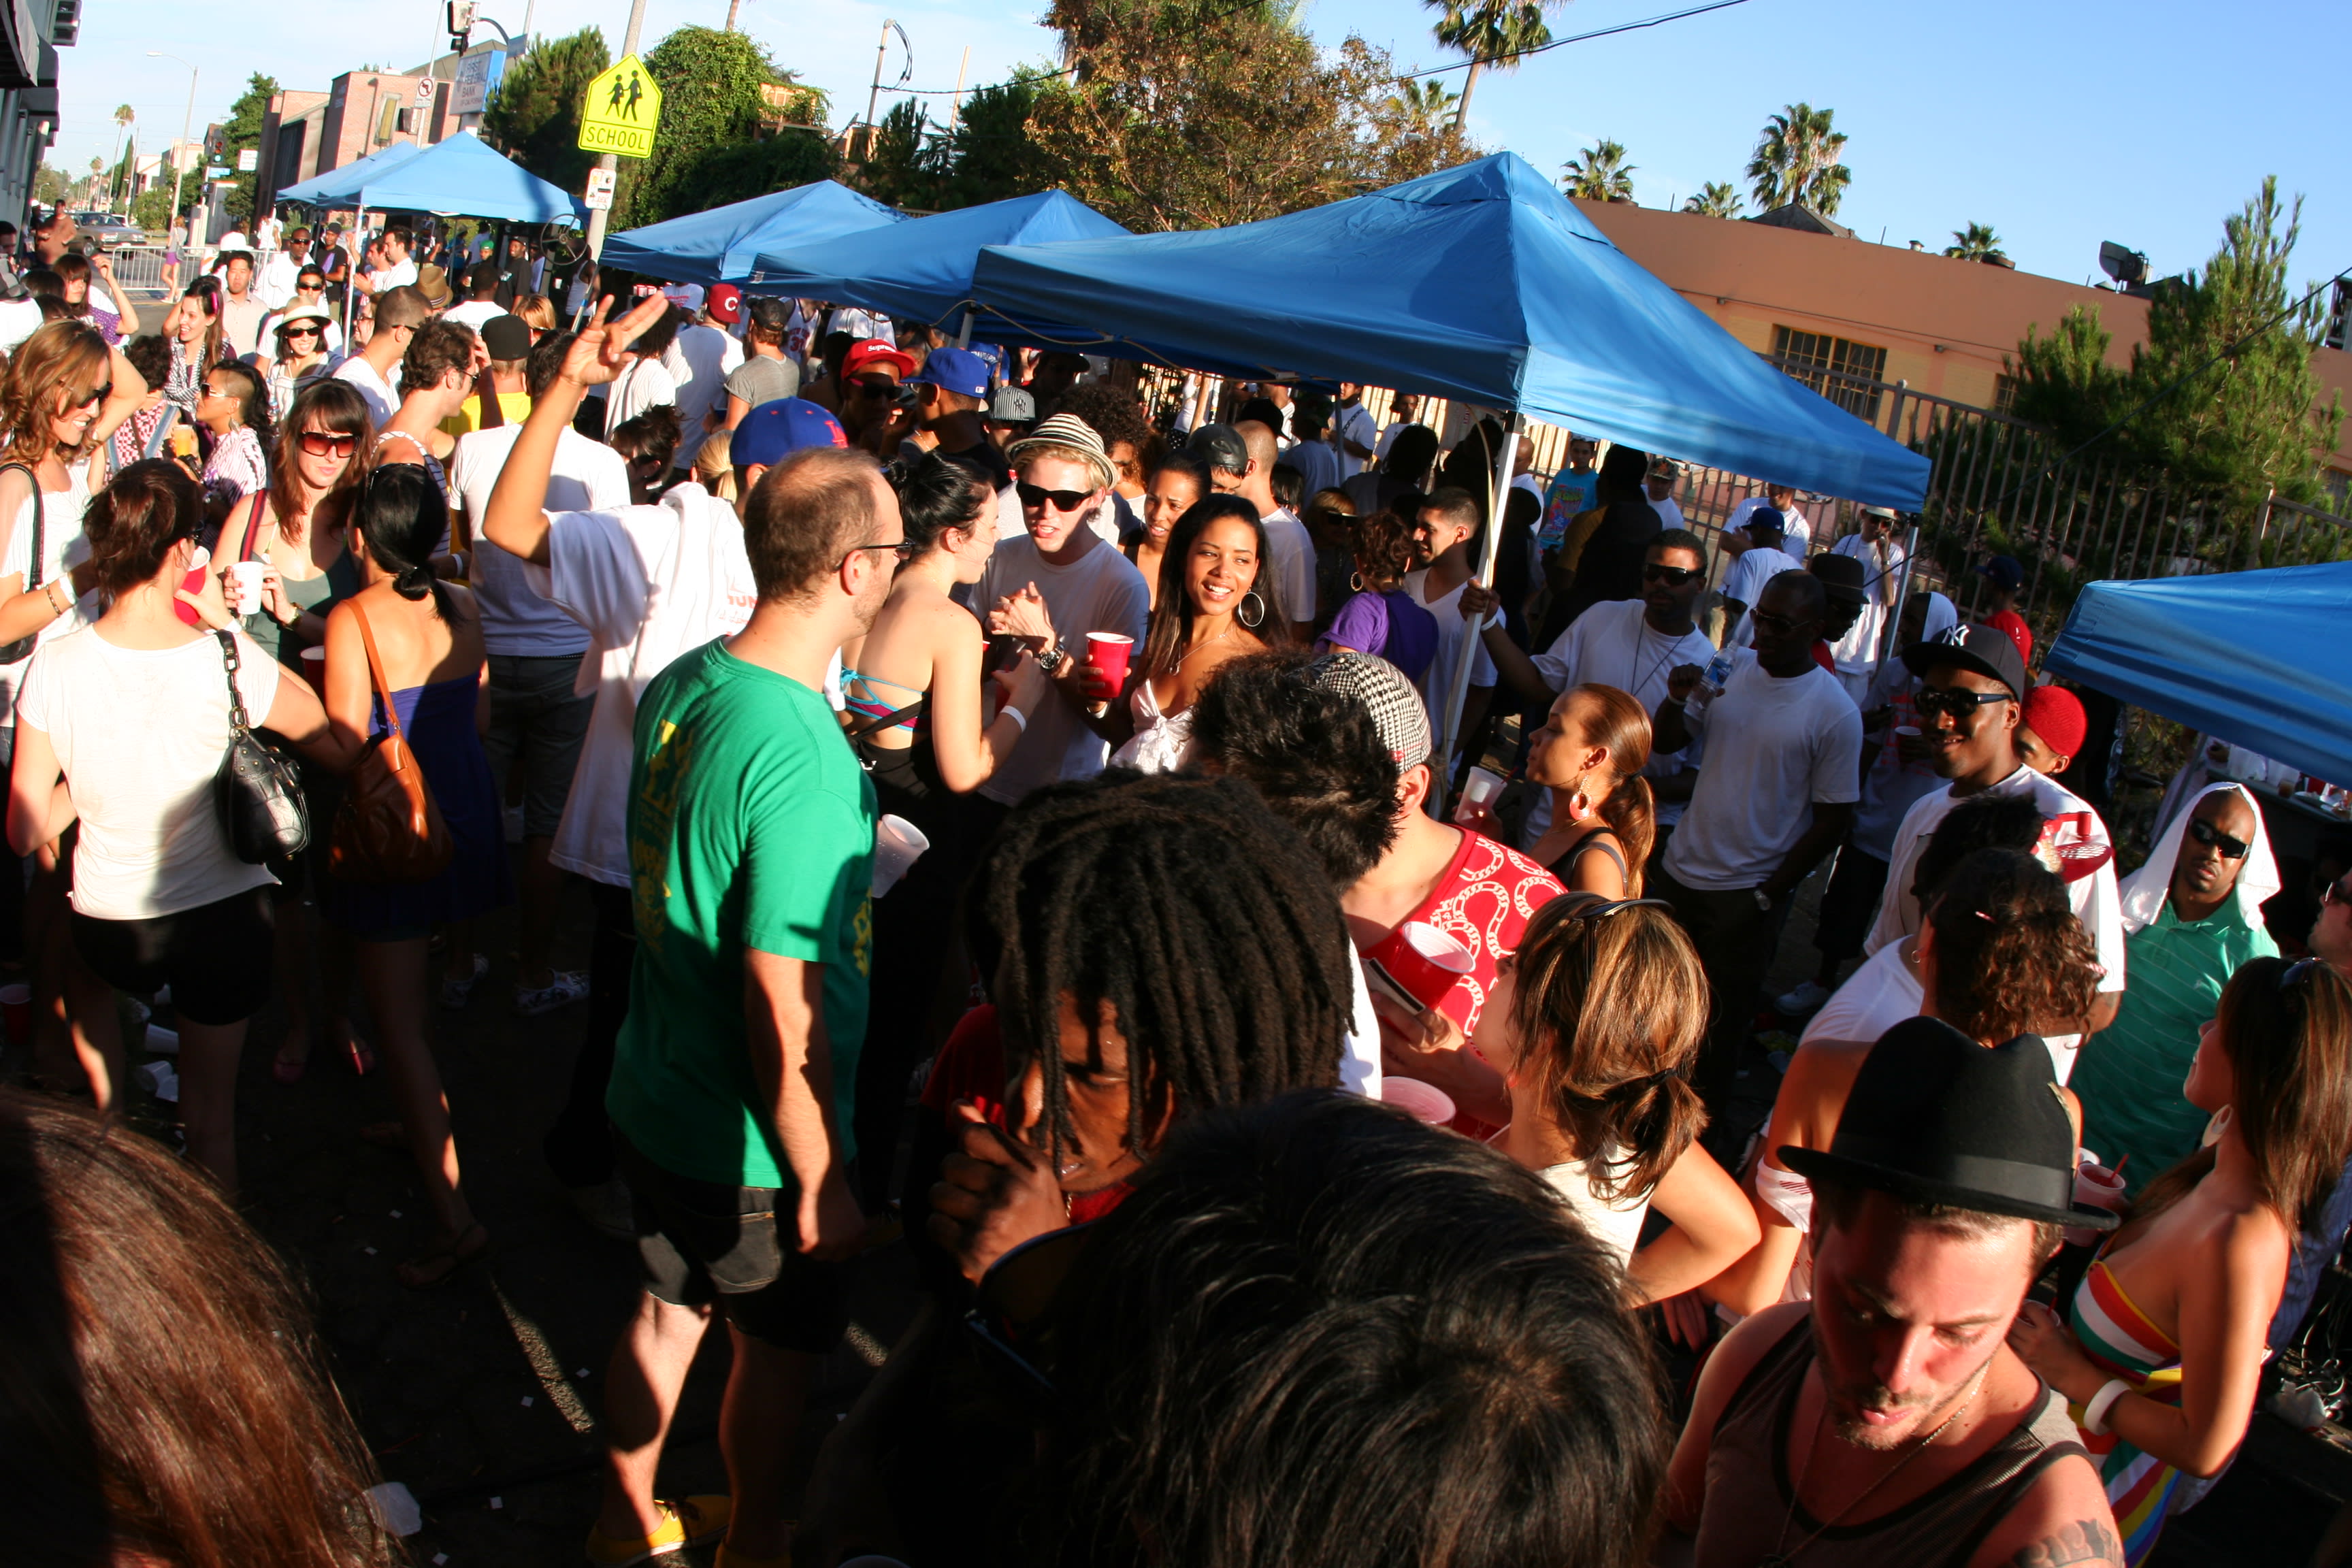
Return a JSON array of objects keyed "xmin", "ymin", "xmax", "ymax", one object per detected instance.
[{"xmin": 327, "ymin": 600, "xmax": 453, "ymax": 885}]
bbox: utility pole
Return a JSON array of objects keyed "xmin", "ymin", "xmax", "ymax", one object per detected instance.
[
  {"xmin": 860, "ymin": 18, "xmax": 889, "ymax": 161},
  {"xmin": 148, "ymin": 52, "xmax": 197, "ymax": 237},
  {"xmin": 583, "ymin": 0, "xmax": 649, "ymax": 267},
  {"xmin": 947, "ymin": 45, "xmax": 969, "ymax": 133}
]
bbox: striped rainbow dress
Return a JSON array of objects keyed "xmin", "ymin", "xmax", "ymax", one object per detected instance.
[{"xmin": 2068, "ymin": 1255, "xmax": 2187, "ymax": 1565}]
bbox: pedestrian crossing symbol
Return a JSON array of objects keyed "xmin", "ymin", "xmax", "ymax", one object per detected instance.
[{"xmin": 578, "ymin": 55, "xmax": 663, "ymax": 160}]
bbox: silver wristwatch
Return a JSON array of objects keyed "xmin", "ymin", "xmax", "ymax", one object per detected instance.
[{"xmin": 1036, "ymin": 640, "xmax": 1070, "ymax": 676}]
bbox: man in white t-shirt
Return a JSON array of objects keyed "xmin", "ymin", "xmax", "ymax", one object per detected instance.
[
  {"xmin": 605, "ymin": 304, "xmax": 682, "ymax": 438},
  {"xmin": 1827, "ymin": 505, "xmax": 1908, "ymax": 706},
  {"xmin": 1405, "ymin": 486, "xmax": 1499, "ymax": 782},
  {"xmin": 1652, "ymin": 570, "xmax": 1862, "ymax": 1102},
  {"xmin": 353, "ymin": 225, "xmax": 419, "ymax": 297},
  {"xmin": 1468, "ymin": 529, "xmax": 1718, "ymax": 851},
  {"xmin": 331, "ymin": 283, "xmax": 425, "ymax": 427},
  {"xmin": 1215, "ymin": 419, "xmax": 1316, "ymax": 644},
  {"xmin": 1373, "ymin": 391, "xmax": 1423, "ymax": 463},
  {"xmin": 660, "ymin": 284, "xmax": 744, "ymax": 463},
  {"xmin": 478, "ymin": 293, "xmax": 769, "ymax": 1216},
  {"xmin": 1863, "ymin": 623, "xmax": 2125, "ymax": 1076},
  {"xmin": 1718, "ymin": 506, "xmax": 1801, "ymax": 647},
  {"xmin": 1331, "ymin": 383, "xmax": 1378, "ymax": 479},
  {"xmin": 975, "ymin": 414, "xmax": 1150, "ymax": 817},
  {"xmin": 453, "ymin": 331, "xmax": 634, "ymax": 1020},
  {"xmin": 440, "ymin": 265, "xmax": 507, "ymax": 333},
  {"xmin": 1724, "ymin": 483, "xmax": 1812, "ymax": 558},
  {"xmin": 1644, "ymin": 458, "xmax": 1686, "ymax": 531}
]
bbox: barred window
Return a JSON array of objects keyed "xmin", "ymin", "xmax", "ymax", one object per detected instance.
[{"xmin": 1771, "ymin": 326, "xmax": 1889, "ymax": 423}]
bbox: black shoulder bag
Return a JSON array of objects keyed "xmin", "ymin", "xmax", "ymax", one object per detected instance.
[
  {"xmin": 0, "ymin": 461, "xmax": 46, "ymax": 665},
  {"xmin": 213, "ymin": 630, "xmax": 310, "ymax": 863}
]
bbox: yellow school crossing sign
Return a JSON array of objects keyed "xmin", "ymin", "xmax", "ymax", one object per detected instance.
[{"xmin": 578, "ymin": 55, "xmax": 663, "ymax": 160}]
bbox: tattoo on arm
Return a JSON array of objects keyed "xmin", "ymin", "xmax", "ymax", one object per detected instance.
[{"xmin": 2008, "ymin": 1518, "xmax": 2124, "ymax": 1567}]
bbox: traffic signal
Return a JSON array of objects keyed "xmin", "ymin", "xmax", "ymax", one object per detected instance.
[{"xmin": 445, "ymin": 0, "xmax": 474, "ymax": 52}]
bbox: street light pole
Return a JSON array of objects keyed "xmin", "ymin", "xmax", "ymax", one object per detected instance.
[
  {"xmin": 581, "ymin": 0, "xmax": 648, "ymax": 269},
  {"xmin": 149, "ymin": 52, "xmax": 197, "ymax": 240}
]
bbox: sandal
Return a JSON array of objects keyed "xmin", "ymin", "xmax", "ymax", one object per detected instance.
[{"xmin": 395, "ymin": 1220, "xmax": 489, "ymax": 1290}]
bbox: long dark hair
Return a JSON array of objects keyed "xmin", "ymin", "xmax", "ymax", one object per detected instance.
[
  {"xmin": 1566, "ymin": 683, "xmax": 1656, "ymax": 891},
  {"xmin": 352, "ymin": 464, "xmax": 457, "ymax": 621},
  {"xmin": 0, "ymin": 1090, "xmax": 400, "ymax": 1567},
  {"xmin": 1137, "ymin": 495, "xmax": 1286, "ymax": 681},
  {"xmin": 267, "ymin": 378, "xmax": 371, "ymax": 546},
  {"xmin": 891, "ymin": 449, "xmax": 991, "ymax": 557},
  {"xmin": 178, "ymin": 276, "xmax": 226, "ymax": 371},
  {"xmin": 83, "ymin": 458, "xmax": 205, "ymax": 596}
]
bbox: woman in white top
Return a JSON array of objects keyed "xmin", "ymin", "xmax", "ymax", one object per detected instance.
[
  {"xmin": 7, "ymin": 459, "xmax": 332, "ymax": 1195},
  {"xmin": 1470, "ymin": 892, "xmax": 1757, "ymax": 1303},
  {"xmin": 1720, "ymin": 841, "xmax": 2100, "ymax": 1311},
  {"xmin": 1087, "ymin": 494, "xmax": 1281, "ymax": 774},
  {"xmin": 0, "ymin": 320, "xmax": 145, "ymax": 1094}
]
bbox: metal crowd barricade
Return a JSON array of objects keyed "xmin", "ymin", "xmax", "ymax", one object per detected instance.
[{"xmin": 105, "ymin": 244, "xmax": 174, "ymax": 299}]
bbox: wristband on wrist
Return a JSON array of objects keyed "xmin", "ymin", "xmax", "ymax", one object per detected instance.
[
  {"xmin": 998, "ymin": 705, "xmax": 1027, "ymax": 734},
  {"xmin": 44, "ymin": 578, "xmax": 66, "ymax": 614},
  {"xmin": 2082, "ymin": 1377, "xmax": 2132, "ymax": 1435}
]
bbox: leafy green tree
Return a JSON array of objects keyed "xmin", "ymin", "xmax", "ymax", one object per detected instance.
[
  {"xmin": 131, "ymin": 184, "xmax": 175, "ymax": 232},
  {"xmin": 855, "ymin": 99, "xmax": 936, "ymax": 210},
  {"xmin": 1747, "ymin": 101, "xmax": 1849, "ymax": 216},
  {"xmin": 621, "ymin": 26, "xmax": 824, "ymax": 227},
  {"xmin": 1945, "ymin": 222, "xmax": 2006, "ymax": 263},
  {"xmin": 1376, "ymin": 77, "xmax": 1460, "ymax": 138},
  {"xmin": 1682, "ymin": 180, "xmax": 1742, "ymax": 218},
  {"xmin": 1559, "ymin": 139, "xmax": 1633, "ymax": 202},
  {"xmin": 683, "ymin": 130, "xmax": 837, "ymax": 210},
  {"xmin": 483, "ymin": 25, "xmax": 610, "ymax": 195},
  {"xmin": 1032, "ymin": 1, "xmax": 1464, "ymax": 231},
  {"xmin": 2008, "ymin": 304, "xmax": 2132, "ymax": 453},
  {"xmin": 1422, "ymin": 1, "xmax": 1563, "ymax": 127},
  {"xmin": 33, "ymin": 163, "xmax": 66, "ymax": 206},
  {"xmin": 1361, "ymin": 63, "xmax": 1475, "ymax": 186},
  {"xmin": 220, "ymin": 73, "xmax": 278, "ymax": 224},
  {"xmin": 928, "ymin": 74, "xmax": 1058, "ymax": 211}
]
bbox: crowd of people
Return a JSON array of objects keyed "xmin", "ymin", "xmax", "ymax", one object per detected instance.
[{"xmin": 1, "ymin": 203, "xmax": 2349, "ymax": 1568}]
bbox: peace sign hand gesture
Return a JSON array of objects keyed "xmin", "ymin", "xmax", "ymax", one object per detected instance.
[{"xmin": 558, "ymin": 291, "xmax": 673, "ymax": 391}]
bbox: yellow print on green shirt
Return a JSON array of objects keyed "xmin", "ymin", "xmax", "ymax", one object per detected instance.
[
  {"xmin": 851, "ymin": 891, "xmax": 872, "ymax": 980},
  {"xmin": 631, "ymin": 718, "xmax": 700, "ymax": 956}
]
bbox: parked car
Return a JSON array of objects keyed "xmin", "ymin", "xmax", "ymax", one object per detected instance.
[{"xmin": 68, "ymin": 211, "xmax": 144, "ymax": 248}]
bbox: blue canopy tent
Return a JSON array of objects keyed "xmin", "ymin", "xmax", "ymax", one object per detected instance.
[
  {"xmin": 602, "ymin": 180, "xmax": 904, "ymax": 287},
  {"xmin": 337, "ymin": 130, "xmax": 585, "ymax": 224},
  {"xmin": 972, "ymin": 152, "xmax": 1928, "ymax": 510},
  {"xmin": 971, "ymin": 151, "xmax": 1933, "ymax": 761},
  {"xmin": 275, "ymin": 140, "xmax": 424, "ymax": 206},
  {"xmin": 2045, "ymin": 561, "xmax": 2352, "ymax": 789},
  {"xmin": 749, "ymin": 189, "xmax": 1128, "ymax": 337}
]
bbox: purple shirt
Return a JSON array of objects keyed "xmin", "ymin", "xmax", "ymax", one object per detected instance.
[{"xmin": 1320, "ymin": 587, "xmax": 1438, "ymax": 685}]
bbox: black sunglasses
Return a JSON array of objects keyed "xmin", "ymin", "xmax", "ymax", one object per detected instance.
[
  {"xmin": 2280, "ymin": 956, "xmax": 2320, "ymax": 992},
  {"xmin": 2186, "ymin": 817, "xmax": 2251, "ymax": 860},
  {"xmin": 2322, "ymin": 877, "xmax": 2352, "ymax": 910},
  {"xmin": 1643, "ymin": 563, "xmax": 1702, "ymax": 587},
  {"xmin": 1016, "ymin": 481, "xmax": 1094, "ymax": 513},
  {"xmin": 1914, "ymin": 686, "xmax": 2014, "ymax": 719},
  {"xmin": 1556, "ymin": 894, "xmax": 1678, "ymax": 1019},
  {"xmin": 1749, "ymin": 608, "xmax": 1810, "ymax": 638},
  {"xmin": 853, "ymin": 377, "xmax": 898, "ymax": 398},
  {"xmin": 834, "ymin": 539, "xmax": 915, "ymax": 570}
]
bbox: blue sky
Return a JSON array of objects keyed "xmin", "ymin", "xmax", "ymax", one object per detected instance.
[{"xmin": 59, "ymin": 0, "xmax": 2347, "ymax": 300}]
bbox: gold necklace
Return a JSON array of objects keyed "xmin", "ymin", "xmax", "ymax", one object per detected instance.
[{"xmin": 1762, "ymin": 1363, "xmax": 1987, "ymax": 1567}]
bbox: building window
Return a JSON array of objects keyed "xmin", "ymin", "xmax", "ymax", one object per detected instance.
[
  {"xmin": 1771, "ymin": 325, "xmax": 1889, "ymax": 423},
  {"xmin": 1993, "ymin": 374, "xmax": 2019, "ymax": 415}
]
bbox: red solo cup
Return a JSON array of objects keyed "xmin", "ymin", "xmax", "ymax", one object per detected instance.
[
  {"xmin": 1085, "ymin": 632, "xmax": 1134, "ymax": 691},
  {"xmin": 300, "ymin": 645, "xmax": 328, "ymax": 696},
  {"xmin": 1380, "ymin": 1075, "xmax": 1457, "ymax": 1126},
  {"xmin": 1367, "ymin": 919, "xmax": 1475, "ymax": 1012},
  {"xmin": 0, "ymin": 982, "xmax": 27, "ymax": 1045}
]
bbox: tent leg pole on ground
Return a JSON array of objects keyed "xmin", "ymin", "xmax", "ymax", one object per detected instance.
[{"xmin": 1432, "ymin": 409, "xmax": 1523, "ymax": 813}]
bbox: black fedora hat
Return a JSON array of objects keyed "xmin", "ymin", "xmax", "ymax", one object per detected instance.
[{"xmin": 1782, "ymin": 1017, "xmax": 2117, "ymax": 1231}]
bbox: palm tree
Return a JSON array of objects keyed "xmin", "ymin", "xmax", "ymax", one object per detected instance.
[
  {"xmin": 1944, "ymin": 222, "xmax": 2008, "ymax": 264},
  {"xmin": 109, "ymin": 103, "xmax": 133, "ymax": 208},
  {"xmin": 1683, "ymin": 180, "xmax": 1742, "ymax": 219},
  {"xmin": 1423, "ymin": 1, "xmax": 1568, "ymax": 130},
  {"xmin": 1560, "ymin": 139, "xmax": 1633, "ymax": 203},
  {"xmin": 1746, "ymin": 101, "xmax": 1851, "ymax": 216},
  {"xmin": 1379, "ymin": 77, "xmax": 1462, "ymax": 138}
]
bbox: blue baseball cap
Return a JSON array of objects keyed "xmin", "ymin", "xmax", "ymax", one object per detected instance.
[
  {"xmin": 910, "ymin": 346, "xmax": 991, "ymax": 399},
  {"xmin": 730, "ymin": 397, "xmax": 847, "ymax": 469}
]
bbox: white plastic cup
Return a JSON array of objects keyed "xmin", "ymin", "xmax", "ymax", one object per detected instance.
[
  {"xmin": 144, "ymin": 1024, "xmax": 180, "ymax": 1056},
  {"xmin": 2065, "ymin": 1154, "xmax": 2128, "ymax": 1247},
  {"xmin": 229, "ymin": 559, "xmax": 267, "ymax": 611},
  {"xmin": 1454, "ymin": 765, "xmax": 1507, "ymax": 824},
  {"xmin": 870, "ymin": 813, "xmax": 931, "ymax": 898},
  {"xmin": 1892, "ymin": 724, "xmax": 1922, "ymax": 739},
  {"xmin": 1380, "ymin": 1075, "xmax": 1457, "ymax": 1126}
]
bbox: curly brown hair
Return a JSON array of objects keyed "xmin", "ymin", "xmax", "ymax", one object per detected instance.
[
  {"xmin": 1923, "ymin": 849, "xmax": 2102, "ymax": 1043},
  {"xmin": 1349, "ymin": 509, "xmax": 1418, "ymax": 593},
  {"xmin": 2, "ymin": 319, "xmax": 108, "ymax": 464}
]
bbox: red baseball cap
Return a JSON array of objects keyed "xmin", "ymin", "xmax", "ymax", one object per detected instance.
[
  {"xmin": 841, "ymin": 339, "xmax": 917, "ymax": 380},
  {"xmin": 706, "ymin": 283, "xmax": 742, "ymax": 325}
]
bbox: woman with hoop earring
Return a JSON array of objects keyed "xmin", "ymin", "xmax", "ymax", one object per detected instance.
[
  {"xmin": 1077, "ymin": 494, "xmax": 1284, "ymax": 774},
  {"xmin": 1318, "ymin": 507, "xmax": 1437, "ymax": 684}
]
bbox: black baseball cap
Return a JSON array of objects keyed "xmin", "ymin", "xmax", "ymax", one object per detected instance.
[
  {"xmin": 1978, "ymin": 554, "xmax": 2025, "ymax": 590},
  {"xmin": 1901, "ymin": 620, "xmax": 2027, "ymax": 700},
  {"xmin": 1188, "ymin": 423, "xmax": 1250, "ymax": 476},
  {"xmin": 480, "ymin": 314, "xmax": 531, "ymax": 361},
  {"xmin": 1807, "ymin": 551, "xmax": 1866, "ymax": 604}
]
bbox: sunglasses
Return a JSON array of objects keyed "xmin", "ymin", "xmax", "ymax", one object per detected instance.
[
  {"xmin": 1016, "ymin": 481, "xmax": 1094, "ymax": 513},
  {"xmin": 1643, "ymin": 563, "xmax": 1702, "ymax": 587},
  {"xmin": 67, "ymin": 382, "xmax": 112, "ymax": 408},
  {"xmin": 1748, "ymin": 608, "xmax": 1809, "ymax": 638},
  {"xmin": 1914, "ymin": 686, "xmax": 2014, "ymax": 719},
  {"xmin": 1557, "ymin": 894, "xmax": 1678, "ymax": 1009},
  {"xmin": 2323, "ymin": 877, "xmax": 2352, "ymax": 910},
  {"xmin": 834, "ymin": 539, "xmax": 916, "ymax": 570},
  {"xmin": 2280, "ymin": 956, "xmax": 2322, "ymax": 995},
  {"xmin": 2186, "ymin": 817, "xmax": 2251, "ymax": 860},
  {"xmin": 284, "ymin": 326, "xmax": 321, "ymax": 338},
  {"xmin": 853, "ymin": 377, "xmax": 899, "ymax": 399},
  {"xmin": 297, "ymin": 430, "xmax": 359, "ymax": 459}
]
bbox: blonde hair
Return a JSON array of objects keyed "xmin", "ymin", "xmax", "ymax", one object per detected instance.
[
  {"xmin": 510, "ymin": 293, "xmax": 555, "ymax": 332},
  {"xmin": 694, "ymin": 430, "xmax": 738, "ymax": 502}
]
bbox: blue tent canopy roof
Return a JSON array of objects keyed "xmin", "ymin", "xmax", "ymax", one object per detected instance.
[
  {"xmin": 971, "ymin": 152, "xmax": 1929, "ymax": 508},
  {"xmin": 331, "ymin": 131, "xmax": 585, "ymax": 224},
  {"xmin": 2044, "ymin": 561, "xmax": 2352, "ymax": 789},
  {"xmin": 602, "ymin": 180, "xmax": 904, "ymax": 288},
  {"xmin": 749, "ymin": 190, "xmax": 1129, "ymax": 332},
  {"xmin": 276, "ymin": 141, "xmax": 424, "ymax": 207}
]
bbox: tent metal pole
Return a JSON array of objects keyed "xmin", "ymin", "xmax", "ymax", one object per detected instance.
[
  {"xmin": 1872, "ymin": 521, "xmax": 1920, "ymax": 672},
  {"xmin": 1431, "ymin": 408, "xmax": 1520, "ymax": 814},
  {"xmin": 957, "ymin": 309, "xmax": 972, "ymax": 349}
]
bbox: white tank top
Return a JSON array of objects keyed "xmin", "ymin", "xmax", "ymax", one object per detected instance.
[{"xmin": 1537, "ymin": 1151, "xmax": 1651, "ymax": 1266}]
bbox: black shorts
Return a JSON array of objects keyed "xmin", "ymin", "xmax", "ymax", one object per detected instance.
[
  {"xmin": 72, "ymin": 885, "xmax": 275, "ymax": 1026},
  {"xmin": 615, "ymin": 1132, "xmax": 848, "ymax": 1356}
]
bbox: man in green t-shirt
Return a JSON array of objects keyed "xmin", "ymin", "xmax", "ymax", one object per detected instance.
[{"xmin": 587, "ymin": 360, "xmax": 900, "ymax": 1567}]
